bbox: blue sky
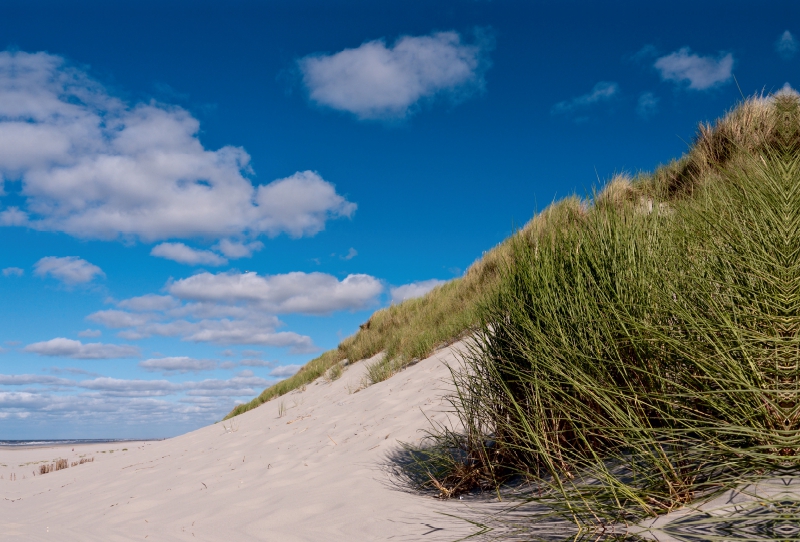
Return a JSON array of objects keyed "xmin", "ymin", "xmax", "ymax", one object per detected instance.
[{"xmin": 0, "ymin": 0, "xmax": 797, "ymax": 438}]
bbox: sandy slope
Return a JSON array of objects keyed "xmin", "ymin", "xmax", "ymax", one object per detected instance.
[{"xmin": 0, "ymin": 344, "xmax": 483, "ymax": 541}]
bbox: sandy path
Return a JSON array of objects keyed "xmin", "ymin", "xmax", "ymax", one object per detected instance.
[{"xmin": 0, "ymin": 344, "xmax": 483, "ymax": 541}]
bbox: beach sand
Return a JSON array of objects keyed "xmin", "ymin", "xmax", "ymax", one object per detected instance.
[{"xmin": 0, "ymin": 343, "xmax": 485, "ymax": 541}]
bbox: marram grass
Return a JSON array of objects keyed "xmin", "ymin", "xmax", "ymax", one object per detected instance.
[{"xmin": 406, "ymin": 90, "xmax": 800, "ymax": 529}]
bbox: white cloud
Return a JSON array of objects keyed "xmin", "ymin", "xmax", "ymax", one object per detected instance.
[
  {"xmin": 215, "ymin": 239, "xmax": 264, "ymax": 259},
  {"xmin": 0, "ymin": 51, "xmax": 356, "ymax": 242},
  {"xmin": 87, "ymin": 309, "xmax": 157, "ymax": 329},
  {"xmin": 654, "ymin": 47, "xmax": 734, "ymax": 90},
  {"xmin": 240, "ymin": 359, "xmax": 274, "ymax": 368},
  {"xmin": 341, "ymin": 247, "xmax": 357, "ymax": 260},
  {"xmin": 23, "ymin": 338, "xmax": 139, "ymax": 359},
  {"xmin": 636, "ymin": 92, "xmax": 659, "ymax": 119},
  {"xmin": 299, "ymin": 31, "xmax": 489, "ymax": 119},
  {"xmin": 77, "ymin": 329, "xmax": 102, "ymax": 338},
  {"xmin": 84, "ymin": 270, "xmax": 382, "ymax": 352},
  {"xmin": 139, "ymin": 356, "xmax": 217, "ymax": 374},
  {"xmin": 168, "ymin": 271, "xmax": 384, "ymax": 314},
  {"xmin": 552, "ymin": 82, "xmax": 619, "ymax": 115},
  {"xmin": 2, "ymin": 266, "xmax": 23, "ymax": 277},
  {"xmin": 117, "ymin": 294, "xmax": 180, "ymax": 312},
  {"xmin": 252, "ymin": 171, "xmax": 356, "ymax": 238},
  {"xmin": 0, "ymin": 374, "xmax": 73, "ymax": 386},
  {"xmin": 150, "ymin": 242, "xmax": 227, "ymax": 266},
  {"xmin": 89, "ymin": 297, "xmax": 317, "ymax": 352},
  {"xmin": 34, "ymin": 256, "xmax": 104, "ymax": 284},
  {"xmin": 776, "ymin": 31, "xmax": 798, "ymax": 60},
  {"xmin": 390, "ymin": 279, "xmax": 446, "ymax": 304},
  {"xmin": 0, "ymin": 207, "xmax": 27, "ymax": 226},
  {"xmin": 270, "ymin": 364, "xmax": 302, "ymax": 378}
]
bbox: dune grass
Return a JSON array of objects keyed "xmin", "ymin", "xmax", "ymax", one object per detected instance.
[
  {"xmin": 226, "ymin": 90, "xmax": 784, "ymax": 424},
  {"xmin": 402, "ymin": 90, "xmax": 800, "ymax": 528}
]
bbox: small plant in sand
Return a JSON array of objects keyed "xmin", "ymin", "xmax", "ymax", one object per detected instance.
[
  {"xmin": 39, "ymin": 458, "xmax": 69, "ymax": 475},
  {"xmin": 70, "ymin": 457, "xmax": 94, "ymax": 467},
  {"xmin": 364, "ymin": 355, "xmax": 408, "ymax": 386},
  {"xmin": 221, "ymin": 419, "xmax": 239, "ymax": 434},
  {"xmin": 277, "ymin": 400, "xmax": 287, "ymax": 418},
  {"xmin": 324, "ymin": 361, "xmax": 344, "ymax": 382}
]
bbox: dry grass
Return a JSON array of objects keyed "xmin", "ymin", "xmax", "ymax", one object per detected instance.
[{"xmin": 39, "ymin": 458, "xmax": 69, "ymax": 475}]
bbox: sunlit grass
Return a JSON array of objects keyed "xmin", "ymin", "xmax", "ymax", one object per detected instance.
[{"xmin": 405, "ymin": 90, "xmax": 800, "ymax": 528}]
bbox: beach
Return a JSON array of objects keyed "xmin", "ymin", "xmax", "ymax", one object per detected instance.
[{"xmin": 0, "ymin": 343, "xmax": 482, "ymax": 541}]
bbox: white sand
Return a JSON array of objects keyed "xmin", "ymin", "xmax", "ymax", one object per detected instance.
[{"xmin": 0, "ymin": 344, "xmax": 485, "ymax": 541}]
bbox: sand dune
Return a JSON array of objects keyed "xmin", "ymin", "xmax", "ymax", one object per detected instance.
[{"xmin": 0, "ymin": 344, "xmax": 483, "ymax": 541}]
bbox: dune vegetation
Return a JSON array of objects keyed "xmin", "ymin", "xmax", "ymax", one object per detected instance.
[{"xmin": 399, "ymin": 89, "xmax": 800, "ymax": 528}]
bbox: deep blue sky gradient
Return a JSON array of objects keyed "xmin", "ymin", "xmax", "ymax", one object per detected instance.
[{"xmin": 0, "ymin": 0, "xmax": 797, "ymax": 438}]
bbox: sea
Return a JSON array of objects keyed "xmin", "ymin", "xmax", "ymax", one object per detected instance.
[{"xmin": 0, "ymin": 439, "xmax": 160, "ymax": 447}]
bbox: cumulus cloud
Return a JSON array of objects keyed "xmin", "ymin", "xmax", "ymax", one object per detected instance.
[
  {"xmin": 215, "ymin": 239, "xmax": 264, "ymax": 259},
  {"xmin": 168, "ymin": 271, "xmax": 384, "ymax": 314},
  {"xmin": 77, "ymin": 329, "xmax": 102, "ymax": 338},
  {"xmin": 252, "ymin": 171, "xmax": 356, "ymax": 238},
  {"xmin": 35, "ymin": 257, "xmax": 100, "ymax": 285},
  {"xmin": 552, "ymin": 82, "xmax": 619, "ymax": 115},
  {"xmin": 150, "ymin": 242, "xmax": 228, "ymax": 266},
  {"xmin": 139, "ymin": 356, "xmax": 217, "ymax": 374},
  {"xmin": 270, "ymin": 364, "xmax": 302, "ymax": 378},
  {"xmin": 390, "ymin": 279, "xmax": 446, "ymax": 304},
  {"xmin": 118, "ymin": 294, "xmax": 180, "ymax": 312},
  {"xmin": 636, "ymin": 92, "xmax": 659, "ymax": 119},
  {"xmin": 85, "ymin": 270, "xmax": 383, "ymax": 351},
  {"xmin": 299, "ymin": 31, "xmax": 490, "ymax": 119},
  {"xmin": 2, "ymin": 266, "xmax": 23, "ymax": 277},
  {"xmin": 654, "ymin": 48, "xmax": 734, "ymax": 90},
  {"xmin": 89, "ymin": 295, "xmax": 317, "ymax": 352},
  {"xmin": 776, "ymin": 31, "xmax": 798, "ymax": 60},
  {"xmin": 23, "ymin": 338, "xmax": 139, "ymax": 359},
  {"xmin": 0, "ymin": 51, "xmax": 356, "ymax": 242},
  {"xmin": 34, "ymin": 256, "xmax": 104, "ymax": 285}
]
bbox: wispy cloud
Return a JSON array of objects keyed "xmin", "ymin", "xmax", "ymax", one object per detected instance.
[
  {"xmin": 23, "ymin": 338, "xmax": 139, "ymax": 359},
  {"xmin": 150, "ymin": 243, "xmax": 228, "ymax": 266},
  {"xmin": 636, "ymin": 92, "xmax": 659, "ymax": 119},
  {"xmin": 139, "ymin": 356, "xmax": 217, "ymax": 374},
  {"xmin": 654, "ymin": 47, "xmax": 733, "ymax": 90},
  {"xmin": 776, "ymin": 31, "xmax": 798, "ymax": 60},
  {"xmin": 0, "ymin": 51, "xmax": 356, "ymax": 242},
  {"xmin": 2, "ymin": 267, "xmax": 23, "ymax": 277},
  {"xmin": 214, "ymin": 239, "xmax": 264, "ymax": 259},
  {"xmin": 34, "ymin": 256, "xmax": 104, "ymax": 285},
  {"xmin": 390, "ymin": 278, "xmax": 446, "ymax": 304},
  {"xmin": 299, "ymin": 30, "xmax": 491, "ymax": 120},
  {"xmin": 77, "ymin": 329, "xmax": 102, "ymax": 338},
  {"xmin": 552, "ymin": 82, "xmax": 619, "ymax": 116},
  {"xmin": 269, "ymin": 364, "xmax": 302, "ymax": 378}
]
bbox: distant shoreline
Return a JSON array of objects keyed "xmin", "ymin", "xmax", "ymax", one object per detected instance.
[{"xmin": 0, "ymin": 438, "xmax": 163, "ymax": 448}]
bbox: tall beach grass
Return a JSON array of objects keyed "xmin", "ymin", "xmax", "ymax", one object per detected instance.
[{"xmin": 406, "ymin": 90, "xmax": 800, "ymax": 528}]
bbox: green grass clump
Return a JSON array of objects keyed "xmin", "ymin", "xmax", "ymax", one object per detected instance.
[{"xmin": 409, "ymin": 90, "xmax": 800, "ymax": 527}]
